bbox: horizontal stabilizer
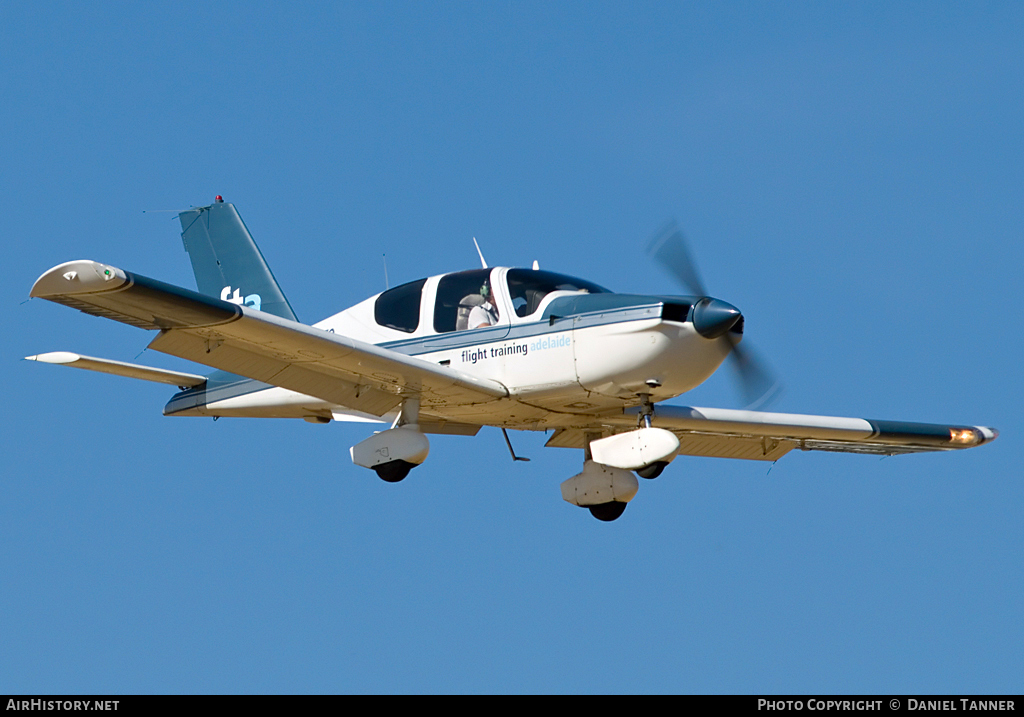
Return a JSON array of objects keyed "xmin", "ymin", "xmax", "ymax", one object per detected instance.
[{"xmin": 25, "ymin": 351, "xmax": 207, "ymax": 387}]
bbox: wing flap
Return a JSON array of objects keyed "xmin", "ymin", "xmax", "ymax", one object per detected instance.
[
  {"xmin": 149, "ymin": 329, "xmax": 400, "ymax": 415},
  {"xmin": 31, "ymin": 260, "xmax": 508, "ymax": 416},
  {"xmin": 673, "ymin": 432, "xmax": 796, "ymax": 461}
]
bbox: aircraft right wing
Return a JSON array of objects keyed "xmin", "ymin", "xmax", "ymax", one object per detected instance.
[
  {"xmin": 546, "ymin": 405, "xmax": 997, "ymax": 460},
  {"xmin": 30, "ymin": 260, "xmax": 509, "ymax": 417}
]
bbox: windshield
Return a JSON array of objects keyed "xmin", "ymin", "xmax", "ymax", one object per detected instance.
[{"xmin": 505, "ymin": 269, "xmax": 610, "ymax": 318}]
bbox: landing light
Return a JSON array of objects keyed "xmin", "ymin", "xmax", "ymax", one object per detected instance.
[{"xmin": 949, "ymin": 428, "xmax": 978, "ymax": 444}]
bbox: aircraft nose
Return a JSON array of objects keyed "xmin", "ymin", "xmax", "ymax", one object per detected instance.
[{"xmin": 692, "ymin": 297, "xmax": 742, "ymax": 339}]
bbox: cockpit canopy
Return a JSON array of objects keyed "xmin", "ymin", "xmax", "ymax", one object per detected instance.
[{"xmin": 370, "ymin": 267, "xmax": 611, "ymax": 337}]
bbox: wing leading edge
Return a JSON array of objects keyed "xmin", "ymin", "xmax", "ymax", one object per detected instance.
[{"xmin": 30, "ymin": 260, "xmax": 508, "ymax": 417}]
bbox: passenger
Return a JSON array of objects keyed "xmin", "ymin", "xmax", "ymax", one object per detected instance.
[{"xmin": 468, "ymin": 281, "xmax": 499, "ymax": 329}]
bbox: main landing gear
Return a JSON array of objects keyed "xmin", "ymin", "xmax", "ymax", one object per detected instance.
[{"xmin": 350, "ymin": 398, "xmax": 429, "ymax": 484}]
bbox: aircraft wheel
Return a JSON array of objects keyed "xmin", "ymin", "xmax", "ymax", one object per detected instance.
[
  {"xmin": 636, "ymin": 461, "xmax": 668, "ymax": 480},
  {"xmin": 588, "ymin": 501, "xmax": 627, "ymax": 522},
  {"xmin": 374, "ymin": 460, "xmax": 416, "ymax": 483}
]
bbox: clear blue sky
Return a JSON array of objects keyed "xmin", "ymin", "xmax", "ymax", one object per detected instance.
[{"xmin": 2, "ymin": 1, "xmax": 1021, "ymax": 694}]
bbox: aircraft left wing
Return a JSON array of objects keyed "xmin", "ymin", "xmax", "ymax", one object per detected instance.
[
  {"xmin": 30, "ymin": 260, "xmax": 508, "ymax": 416},
  {"xmin": 547, "ymin": 405, "xmax": 997, "ymax": 460}
]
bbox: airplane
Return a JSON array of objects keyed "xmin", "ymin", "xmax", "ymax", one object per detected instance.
[{"xmin": 26, "ymin": 197, "xmax": 998, "ymax": 521}]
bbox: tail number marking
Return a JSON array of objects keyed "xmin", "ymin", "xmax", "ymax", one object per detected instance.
[{"xmin": 220, "ymin": 286, "xmax": 262, "ymax": 311}]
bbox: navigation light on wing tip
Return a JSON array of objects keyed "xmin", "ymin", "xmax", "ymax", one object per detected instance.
[{"xmin": 949, "ymin": 428, "xmax": 979, "ymax": 445}]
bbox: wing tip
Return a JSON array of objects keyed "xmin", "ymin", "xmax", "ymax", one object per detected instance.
[
  {"xmin": 30, "ymin": 261, "xmax": 127, "ymax": 299},
  {"xmin": 977, "ymin": 426, "xmax": 999, "ymax": 444}
]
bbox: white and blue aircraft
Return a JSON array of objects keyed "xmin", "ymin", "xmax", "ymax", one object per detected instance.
[{"xmin": 26, "ymin": 198, "xmax": 997, "ymax": 521}]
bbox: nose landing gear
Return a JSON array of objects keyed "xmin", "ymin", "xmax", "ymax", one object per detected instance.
[{"xmin": 561, "ymin": 396, "xmax": 681, "ymax": 520}]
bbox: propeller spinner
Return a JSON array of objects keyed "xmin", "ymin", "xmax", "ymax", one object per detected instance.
[{"xmin": 647, "ymin": 220, "xmax": 781, "ymax": 409}]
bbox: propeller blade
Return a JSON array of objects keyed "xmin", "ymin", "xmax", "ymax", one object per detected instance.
[
  {"xmin": 647, "ymin": 220, "xmax": 707, "ymax": 297},
  {"xmin": 726, "ymin": 336, "xmax": 782, "ymax": 410},
  {"xmin": 645, "ymin": 219, "xmax": 782, "ymax": 410}
]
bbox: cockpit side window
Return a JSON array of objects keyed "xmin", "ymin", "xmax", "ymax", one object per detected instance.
[
  {"xmin": 433, "ymin": 269, "xmax": 494, "ymax": 333},
  {"xmin": 374, "ymin": 278, "xmax": 426, "ymax": 333},
  {"xmin": 505, "ymin": 269, "xmax": 610, "ymax": 318}
]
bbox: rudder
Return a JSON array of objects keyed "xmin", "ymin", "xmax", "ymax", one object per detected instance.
[{"xmin": 178, "ymin": 199, "xmax": 299, "ymax": 322}]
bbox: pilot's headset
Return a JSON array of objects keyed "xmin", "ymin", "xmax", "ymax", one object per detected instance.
[{"xmin": 480, "ymin": 281, "xmax": 497, "ymax": 316}]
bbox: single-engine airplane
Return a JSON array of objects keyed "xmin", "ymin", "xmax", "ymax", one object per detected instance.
[{"xmin": 26, "ymin": 198, "xmax": 997, "ymax": 521}]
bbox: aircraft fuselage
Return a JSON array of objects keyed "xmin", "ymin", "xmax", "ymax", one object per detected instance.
[{"xmin": 164, "ymin": 266, "xmax": 736, "ymax": 430}]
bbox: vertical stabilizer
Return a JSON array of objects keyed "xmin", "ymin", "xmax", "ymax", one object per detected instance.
[{"xmin": 178, "ymin": 200, "xmax": 299, "ymax": 322}]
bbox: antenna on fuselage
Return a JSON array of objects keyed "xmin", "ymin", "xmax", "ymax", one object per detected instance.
[
  {"xmin": 472, "ymin": 237, "xmax": 488, "ymax": 269},
  {"xmin": 382, "ymin": 253, "xmax": 389, "ymax": 289}
]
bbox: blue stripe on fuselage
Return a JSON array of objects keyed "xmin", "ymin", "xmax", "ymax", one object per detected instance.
[{"xmin": 376, "ymin": 304, "xmax": 657, "ymax": 355}]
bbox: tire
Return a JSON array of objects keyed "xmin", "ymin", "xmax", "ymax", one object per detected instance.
[
  {"xmin": 588, "ymin": 502, "xmax": 627, "ymax": 522},
  {"xmin": 374, "ymin": 460, "xmax": 416, "ymax": 483},
  {"xmin": 636, "ymin": 461, "xmax": 668, "ymax": 479}
]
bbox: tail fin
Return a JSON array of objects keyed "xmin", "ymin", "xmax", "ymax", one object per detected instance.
[{"xmin": 178, "ymin": 200, "xmax": 299, "ymax": 322}]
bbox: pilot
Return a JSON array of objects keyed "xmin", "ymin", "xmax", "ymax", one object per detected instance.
[{"xmin": 468, "ymin": 281, "xmax": 499, "ymax": 329}]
